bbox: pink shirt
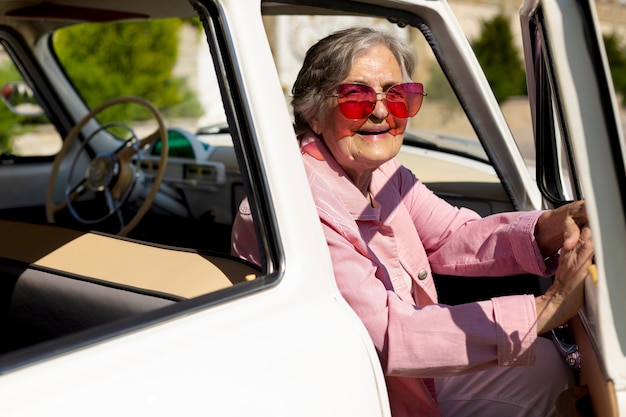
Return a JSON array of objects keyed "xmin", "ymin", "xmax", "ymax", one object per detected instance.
[{"xmin": 232, "ymin": 133, "xmax": 552, "ymax": 417}]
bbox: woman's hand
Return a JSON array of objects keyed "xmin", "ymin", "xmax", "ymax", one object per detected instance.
[
  {"xmin": 535, "ymin": 200, "xmax": 588, "ymax": 258},
  {"xmin": 535, "ymin": 227, "xmax": 594, "ymax": 335}
]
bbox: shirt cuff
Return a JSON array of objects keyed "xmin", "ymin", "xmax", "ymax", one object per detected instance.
[
  {"xmin": 492, "ymin": 294, "xmax": 537, "ymax": 366},
  {"xmin": 509, "ymin": 210, "xmax": 552, "ymax": 276}
]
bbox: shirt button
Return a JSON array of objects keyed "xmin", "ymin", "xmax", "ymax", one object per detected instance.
[{"xmin": 418, "ymin": 269, "xmax": 428, "ymax": 280}]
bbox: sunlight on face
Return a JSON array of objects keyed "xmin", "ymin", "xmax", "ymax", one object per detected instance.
[{"xmin": 312, "ymin": 44, "xmax": 409, "ymax": 186}]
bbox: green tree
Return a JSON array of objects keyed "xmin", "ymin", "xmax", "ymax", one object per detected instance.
[
  {"xmin": 53, "ymin": 19, "xmax": 202, "ymax": 123},
  {"xmin": 603, "ymin": 33, "xmax": 626, "ymax": 106},
  {"xmin": 426, "ymin": 66, "xmax": 458, "ymax": 109},
  {"xmin": 472, "ymin": 14, "xmax": 526, "ymax": 103},
  {"xmin": 0, "ymin": 63, "xmax": 33, "ymax": 153}
]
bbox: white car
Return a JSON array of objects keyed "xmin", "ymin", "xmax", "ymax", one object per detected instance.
[{"xmin": 0, "ymin": 0, "xmax": 623, "ymax": 416}]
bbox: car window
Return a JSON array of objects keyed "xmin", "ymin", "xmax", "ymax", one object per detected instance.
[
  {"xmin": 262, "ymin": 14, "xmax": 527, "ymax": 216},
  {"xmin": 269, "ymin": 15, "xmax": 485, "ymax": 168}
]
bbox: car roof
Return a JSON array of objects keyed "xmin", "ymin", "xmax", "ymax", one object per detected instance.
[
  {"xmin": 0, "ymin": 0, "xmax": 351, "ymax": 25},
  {"xmin": 0, "ymin": 0, "xmax": 196, "ymax": 26},
  {"xmin": 0, "ymin": 0, "xmax": 356, "ymax": 44}
]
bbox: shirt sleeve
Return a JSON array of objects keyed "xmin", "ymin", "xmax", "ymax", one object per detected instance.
[
  {"xmin": 397, "ymin": 167, "xmax": 552, "ymax": 277},
  {"xmin": 322, "ymin": 214, "xmax": 538, "ymax": 378}
]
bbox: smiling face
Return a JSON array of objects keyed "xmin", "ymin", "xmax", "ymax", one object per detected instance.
[{"xmin": 311, "ymin": 44, "xmax": 409, "ymax": 189}]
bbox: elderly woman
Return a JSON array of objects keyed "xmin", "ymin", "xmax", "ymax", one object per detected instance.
[{"xmin": 231, "ymin": 27, "xmax": 593, "ymax": 417}]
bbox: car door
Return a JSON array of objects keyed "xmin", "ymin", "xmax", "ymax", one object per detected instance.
[
  {"xmin": 0, "ymin": 3, "xmax": 392, "ymax": 416},
  {"xmin": 520, "ymin": 0, "xmax": 626, "ymax": 415}
]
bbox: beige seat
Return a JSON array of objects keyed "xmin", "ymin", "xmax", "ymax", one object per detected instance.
[{"xmin": 0, "ymin": 219, "xmax": 260, "ymax": 353}]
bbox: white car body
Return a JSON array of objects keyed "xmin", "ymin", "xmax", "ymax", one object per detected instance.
[{"xmin": 0, "ymin": 0, "xmax": 623, "ymax": 415}]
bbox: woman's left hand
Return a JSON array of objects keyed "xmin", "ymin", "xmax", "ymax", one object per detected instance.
[
  {"xmin": 535, "ymin": 226, "xmax": 594, "ymax": 334},
  {"xmin": 535, "ymin": 200, "xmax": 588, "ymax": 258}
]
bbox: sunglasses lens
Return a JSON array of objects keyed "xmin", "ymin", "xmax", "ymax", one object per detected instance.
[
  {"xmin": 334, "ymin": 83, "xmax": 425, "ymax": 119},
  {"xmin": 336, "ymin": 84, "xmax": 376, "ymax": 119},
  {"xmin": 386, "ymin": 83, "xmax": 425, "ymax": 118}
]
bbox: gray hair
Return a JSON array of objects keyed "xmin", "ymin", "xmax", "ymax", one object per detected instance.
[{"xmin": 291, "ymin": 27, "xmax": 416, "ymax": 136}]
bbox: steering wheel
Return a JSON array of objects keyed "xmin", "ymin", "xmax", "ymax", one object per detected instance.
[{"xmin": 46, "ymin": 96, "xmax": 168, "ymax": 236}]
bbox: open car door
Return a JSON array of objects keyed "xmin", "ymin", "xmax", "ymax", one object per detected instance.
[{"xmin": 520, "ymin": 0, "xmax": 626, "ymax": 415}]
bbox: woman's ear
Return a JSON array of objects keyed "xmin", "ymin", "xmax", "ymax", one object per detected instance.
[{"xmin": 310, "ymin": 115, "xmax": 322, "ymax": 135}]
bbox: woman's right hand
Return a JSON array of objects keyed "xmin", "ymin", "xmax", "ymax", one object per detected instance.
[{"xmin": 535, "ymin": 226, "xmax": 594, "ymax": 335}]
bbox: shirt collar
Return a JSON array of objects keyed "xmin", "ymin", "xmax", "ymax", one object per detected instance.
[{"xmin": 300, "ymin": 131, "xmax": 380, "ymax": 220}]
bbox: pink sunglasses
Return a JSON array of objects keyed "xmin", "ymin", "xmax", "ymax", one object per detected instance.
[{"xmin": 329, "ymin": 82, "xmax": 426, "ymax": 119}]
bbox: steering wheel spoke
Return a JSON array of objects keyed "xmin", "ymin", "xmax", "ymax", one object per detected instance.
[
  {"xmin": 67, "ymin": 177, "xmax": 87, "ymax": 200},
  {"xmin": 138, "ymin": 129, "xmax": 161, "ymax": 149},
  {"xmin": 116, "ymin": 135, "xmax": 142, "ymax": 163},
  {"xmin": 102, "ymin": 187, "xmax": 126, "ymax": 229}
]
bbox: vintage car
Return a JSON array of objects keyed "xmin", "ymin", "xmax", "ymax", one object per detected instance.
[{"xmin": 0, "ymin": 0, "xmax": 623, "ymax": 416}]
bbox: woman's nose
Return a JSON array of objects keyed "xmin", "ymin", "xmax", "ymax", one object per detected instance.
[{"xmin": 370, "ymin": 96, "xmax": 389, "ymax": 120}]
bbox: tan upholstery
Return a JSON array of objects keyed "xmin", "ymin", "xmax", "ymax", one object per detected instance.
[
  {"xmin": 0, "ymin": 219, "xmax": 259, "ymax": 298},
  {"xmin": 0, "ymin": 219, "xmax": 260, "ymax": 352}
]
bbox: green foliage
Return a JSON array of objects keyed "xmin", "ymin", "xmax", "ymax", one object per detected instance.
[
  {"xmin": 0, "ymin": 64, "xmax": 30, "ymax": 153},
  {"xmin": 472, "ymin": 14, "xmax": 526, "ymax": 103},
  {"xmin": 53, "ymin": 19, "xmax": 202, "ymax": 124},
  {"xmin": 603, "ymin": 33, "xmax": 626, "ymax": 106}
]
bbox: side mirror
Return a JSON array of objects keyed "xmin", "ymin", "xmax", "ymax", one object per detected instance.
[{"xmin": 1, "ymin": 81, "xmax": 44, "ymax": 117}]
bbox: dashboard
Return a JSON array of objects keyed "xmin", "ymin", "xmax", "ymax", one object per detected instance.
[{"xmin": 140, "ymin": 127, "xmax": 243, "ymax": 226}]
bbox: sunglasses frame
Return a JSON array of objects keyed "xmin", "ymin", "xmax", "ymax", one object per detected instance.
[{"xmin": 328, "ymin": 82, "xmax": 426, "ymax": 120}]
